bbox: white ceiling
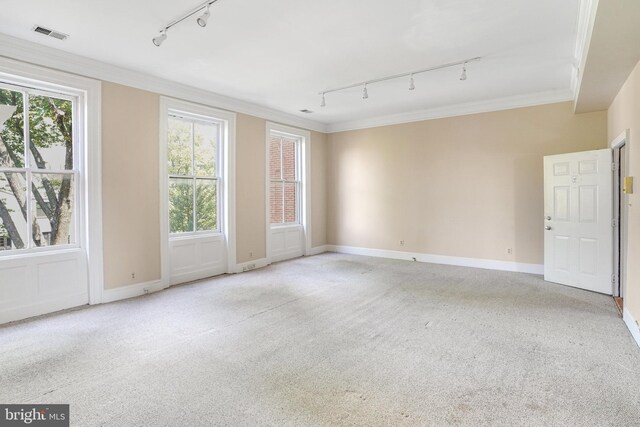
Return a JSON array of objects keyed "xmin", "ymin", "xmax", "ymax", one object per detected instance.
[
  {"xmin": 575, "ymin": 0, "xmax": 640, "ymax": 113},
  {"xmin": 0, "ymin": 0, "xmax": 583, "ymax": 128}
]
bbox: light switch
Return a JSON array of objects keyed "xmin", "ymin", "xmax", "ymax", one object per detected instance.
[{"xmin": 623, "ymin": 176, "xmax": 633, "ymax": 194}]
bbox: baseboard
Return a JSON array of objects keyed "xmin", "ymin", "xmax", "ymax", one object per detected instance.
[
  {"xmin": 623, "ymin": 307, "xmax": 640, "ymax": 349},
  {"xmin": 325, "ymin": 245, "xmax": 544, "ymax": 275},
  {"xmin": 306, "ymin": 245, "xmax": 328, "ymax": 256},
  {"xmin": 102, "ymin": 279, "xmax": 167, "ymax": 304},
  {"xmin": 230, "ymin": 258, "xmax": 270, "ymax": 274},
  {"xmin": 170, "ymin": 267, "xmax": 227, "ymax": 286}
]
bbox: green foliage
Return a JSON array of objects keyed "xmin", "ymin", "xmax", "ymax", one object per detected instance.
[
  {"xmin": 168, "ymin": 118, "xmax": 218, "ymax": 233},
  {"xmin": 0, "ymin": 88, "xmax": 74, "ymax": 247},
  {"xmin": 0, "ymin": 89, "xmax": 25, "ymax": 168}
]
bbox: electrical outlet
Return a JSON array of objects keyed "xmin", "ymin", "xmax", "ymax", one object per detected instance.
[
  {"xmin": 400, "ymin": 240, "xmax": 405, "ymax": 246},
  {"xmin": 131, "ymin": 272, "xmax": 135, "ymax": 279},
  {"xmin": 507, "ymin": 248, "xmax": 512, "ymax": 255},
  {"xmin": 143, "ymin": 287, "xmax": 150, "ymax": 294},
  {"xmin": 249, "ymin": 251, "xmax": 253, "ymax": 258}
]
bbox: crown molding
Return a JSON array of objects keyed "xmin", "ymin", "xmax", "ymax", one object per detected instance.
[
  {"xmin": 0, "ymin": 32, "xmax": 580, "ymax": 135},
  {"xmin": 325, "ymin": 89, "xmax": 575, "ymax": 133},
  {"xmin": 0, "ymin": 32, "xmax": 328, "ymax": 133}
]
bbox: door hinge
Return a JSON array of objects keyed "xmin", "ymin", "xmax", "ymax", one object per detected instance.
[
  {"xmin": 612, "ymin": 219, "xmax": 618, "ymax": 227},
  {"xmin": 612, "ymin": 274, "xmax": 617, "ymax": 285},
  {"xmin": 612, "ymin": 163, "xmax": 618, "ymax": 171}
]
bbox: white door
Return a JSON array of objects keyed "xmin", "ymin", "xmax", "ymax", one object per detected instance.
[{"xmin": 543, "ymin": 149, "xmax": 613, "ymax": 294}]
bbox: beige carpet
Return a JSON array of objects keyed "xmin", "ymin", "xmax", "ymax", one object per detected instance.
[{"xmin": 1, "ymin": 253, "xmax": 639, "ymax": 426}]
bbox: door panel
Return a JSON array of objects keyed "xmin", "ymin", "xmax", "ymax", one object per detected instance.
[{"xmin": 543, "ymin": 149, "xmax": 612, "ymax": 294}]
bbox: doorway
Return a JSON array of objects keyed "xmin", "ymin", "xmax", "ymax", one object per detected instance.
[{"xmin": 612, "ymin": 132, "xmax": 629, "ymax": 315}]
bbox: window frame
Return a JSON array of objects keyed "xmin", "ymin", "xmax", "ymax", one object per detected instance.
[
  {"xmin": 166, "ymin": 108, "xmax": 224, "ymax": 238},
  {"xmin": 0, "ymin": 80, "xmax": 82, "ymax": 256},
  {"xmin": 269, "ymin": 132, "xmax": 302, "ymax": 226}
]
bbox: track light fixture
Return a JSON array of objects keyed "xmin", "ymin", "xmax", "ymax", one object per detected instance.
[
  {"xmin": 152, "ymin": 30, "xmax": 167, "ymax": 47},
  {"xmin": 197, "ymin": 5, "xmax": 211, "ymax": 27},
  {"xmin": 152, "ymin": 0, "xmax": 220, "ymax": 47},
  {"xmin": 320, "ymin": 93, "xmax": 326, "ymax": 108},
  {"xmin": 318, "ymin": 57, "xmax": 480, "ymax": 105}
]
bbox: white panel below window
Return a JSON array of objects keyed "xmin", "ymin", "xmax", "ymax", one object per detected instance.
[{"xmin": 169, "ymin": 234, "xmax": 226, "ymax": 285}]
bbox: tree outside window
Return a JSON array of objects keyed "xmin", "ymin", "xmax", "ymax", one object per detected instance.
[
  {"xmin": 0, "ymin": 86, "xmax": 76, "ymax": 251},
  {"xmin": 167, "ymin": 113, "xmax": 219, "ymax": 234}
]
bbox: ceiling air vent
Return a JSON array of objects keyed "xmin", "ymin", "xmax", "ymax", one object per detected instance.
[
  {"xmin": 33, "ymin": 26, "xmax": 69, "ymax": 41},
  {"xmin": 299, "ymin": 109, "xmax": 314, "ymax": 114}
]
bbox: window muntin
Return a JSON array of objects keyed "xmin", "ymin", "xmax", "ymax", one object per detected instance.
[
  {"xmin": 167, "ymin": 111, "xmax": 221, "ymax": 235},
  {"xmin": 0, "ymin": 83, "xmax": 78, "ymax": 252},
  {"xmin": 270, "ymin": 134, "xmax": 300, "ymax": 225}
]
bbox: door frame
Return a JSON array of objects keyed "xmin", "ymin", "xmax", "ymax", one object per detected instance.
[
  {"xmin": 265, "ymin": 122, "xmax": 312, "ymax": 263},
  {"xmin": 611, "ymin": 129, "xmax": 630, "ymax": 298}
]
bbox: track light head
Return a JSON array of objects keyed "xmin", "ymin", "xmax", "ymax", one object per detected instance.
[
  {"xmin": 460, "ymin": 63, "xmax": 467, "ymax": 81},
  {"xmin": 409, "ymin": 74, "xmax": 415, "ymax": 91},
  {"xmin": 321, "ymin": 93, "xmax": 326, "ymax": 108},
  {"xmin": 152, "ymin": 30, "xmax": 167, "ymax": 47},
  {"xmin": 197, "ymin": 6, "xmax": 211, "ymax": 27},
  {"xmin": 362, "ymin": 84, "xmax": 369, "ymax": 100}
]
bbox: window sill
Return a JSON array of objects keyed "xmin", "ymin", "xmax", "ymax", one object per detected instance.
[
  {"xmin": 169, "ymin": 232, "xmax": 224, "ymax": 242},
  {"xmin": 0, "ymin": 246, "xmax": 82, "ymax": 261}
]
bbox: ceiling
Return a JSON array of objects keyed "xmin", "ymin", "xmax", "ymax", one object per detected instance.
[
  {"xmin": 0, "ymin": 0, "xmax": 584, "ymax": 129},
  {"xmin": 575, "ymin": 0, "xmax": 640, "ymax": 113}
]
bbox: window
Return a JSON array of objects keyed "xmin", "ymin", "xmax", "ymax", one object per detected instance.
[
  {"xmin": 0, "ymin": 83, "xmax": 77, "ymax": 251},
  {"xmin": 270, "ymin": 133, "xmax": 300, "ymax": 225},
  {"xmin": 167, "ymin": 111, "xmax": 220, "ymax": 234}
]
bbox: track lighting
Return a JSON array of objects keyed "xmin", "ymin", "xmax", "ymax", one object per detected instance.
[
  {"xmin": 197, "ymin": 6, "xmax": 210, "ymax": 27},
  {"xmin": 318, "ymin": 57, "xmax": 480, "ymax": 107},
  {"xmin": 152, "ymin": 30, "xmax": 167, "ymax": 47},
  {"xmin": 152, "ymin": 0, "xmax": 220, "ymax": 47}
]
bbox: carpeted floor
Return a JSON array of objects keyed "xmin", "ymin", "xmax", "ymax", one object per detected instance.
[{"xmin": 1, "ymin": 253, "xmax": 639, "ymax": 426}]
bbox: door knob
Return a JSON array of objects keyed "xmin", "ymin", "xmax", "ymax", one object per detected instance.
[{"xmin": 545, "ymin": 226, "xmax": 552, "ymax": 230}]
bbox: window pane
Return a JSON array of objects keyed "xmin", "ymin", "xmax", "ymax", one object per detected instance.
[
  {"xmin": 270, "ymin": 182, "xmax": 283, "ymax": 224},
  {"xmin": 195, "ymin": 178, "xmax": 217, "ymax": 231},
  {"xmin": 168, "ymin": 116, "xmax": 193, "ymax": 176},
  {"xmin": 194, "ymin": 122, "xmax": 217, "ymax": 177},
  {"xmin": 282, "ymin": 138, "xmax": 296, "ymax": 181},
  {"xmin": 0, "ymin": 88, "xmax": 25, "ymax": 168},
  {"xmin": 169, "ymin": 177, "xmax": 194, "ymax": 233},
  {"xmin": 0, "ymin": 172, "xmax": 27, "ymax": 250},
  {"xmin": 31, "ymin": 173, "xmax": 75, "ymax": 247},
  {"xmin": 269, "ymin": 137, "xmax": 281, "ymax": 180},
  {"xmin": 29, "ymin": 95, "xmax": 73, "ymax": 170},
  {"xmin": 284, "ymin": 182, "xmax": 297, "ymax": 223}
]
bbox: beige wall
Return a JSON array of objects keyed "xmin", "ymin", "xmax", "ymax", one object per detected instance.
[
  {"xmin": 327, "ymin": 102, "xmax": 607, "ymax": 265},
  {"xmin": 101, "ymin": 87, "xmax": 327, "ymax": 285},
  {"xmin": 608, "ymin": 60, "xmax": 640, "ymax": 320},
  {"xmin": 236, "ymin": 114, "xmax": 267, "ymax": 264},
  {"xmin": 102, "ymin": 82, "xmax": 161, "ymax": 289},
  {"xmin": 311, "ymin": 131, "xmax": 328, "ymax": 248}
]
